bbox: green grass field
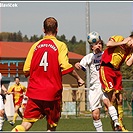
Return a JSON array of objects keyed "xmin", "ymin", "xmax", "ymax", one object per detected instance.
[{"xmin": 3, "ymin": 116, "xmax": 133, "ymax": 132}]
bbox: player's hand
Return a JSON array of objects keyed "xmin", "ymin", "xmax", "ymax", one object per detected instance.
[
  {"xmin": 4, "ymin": 90, "xmax": 8, "ymax": 94},
  {"xmin": 123, "ymin": 37, "xmax": 132, "ymax": 45},
  {"xmin": 75, "ymin": 62, "xmax": 81, "ymax": 70},
  {"xmin": 77, "ymin": 78, "xmax": 85, "ymax": 87}
]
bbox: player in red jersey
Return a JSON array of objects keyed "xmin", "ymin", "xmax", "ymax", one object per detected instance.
[
  {"xmin": 99, "ymin": 34, "xmax": 133, "ymax": 131},
  {"xmin": 11, "ymin": 17, "xmax": 84, "ymax": 132}
]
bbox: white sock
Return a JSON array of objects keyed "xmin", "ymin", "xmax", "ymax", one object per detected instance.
[
  {"xmin": 93, "ymin": 119, "xmax": 103, "ymax": 132},
  {"xmin": 108, "ymin": 106, "xmax": 119, "ymax": 126},
  {"xmin": 0, "ymin": 117, "xmax": 4, "ymax": 130}
]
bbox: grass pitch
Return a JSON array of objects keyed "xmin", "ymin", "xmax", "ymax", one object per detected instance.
[{"xmin": 3, "ymin": 116, "xmax": 133, "ymax": 132}]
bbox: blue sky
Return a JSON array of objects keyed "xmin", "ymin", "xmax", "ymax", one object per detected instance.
[{"xmin": 0, "ymin": 1, "xmax": 133, "ymax": 43}]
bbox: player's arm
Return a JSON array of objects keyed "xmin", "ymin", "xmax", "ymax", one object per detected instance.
[
  {"xmin": 75, "ymin": 62, "xmax": 81, "ymax": 70},
  {"xmin": 23, "ymin": 40, "xmax": 43, "ymax": 77},
  {"xmin": 7, "ymin": 86, "xmax": 14, "ymax": 95},
  {"xmin": 106, "ymin": 36, "xmax": 131, "ymax": 47},
  {"xmin": 75, "ymin": 62, "xmax": 86, "ymax": 72},
  {"xmin": 58, "ymin": 42, "xmax": 84, "ymax": 86},
  {"xmin": 23, "ymin": 45, "xmax": 35, "ymax": 77},
  {"xmin": 75, "ymin": 55, "xmax": 88, "ymax": 72},
  {"xmin": 126, "ymin": 53, "xmax": 133, "ymax": 66},
  {"xmin": 22, "ymin": 86, "xmax": 27, "ymax": 96},
  {"xmin": 69, "ymin": 69, "xmax": 84, "ymax": 87},
  {"xmin": 58, "ymin": 42, "xmax": 74, "ymax": 75},
  {"xmin": 1, "ymin": 84, "xmax": 8, "ymax": 94}
]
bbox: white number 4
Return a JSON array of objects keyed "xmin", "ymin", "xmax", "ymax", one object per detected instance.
[{"xmin": 39, "ymin": 52, "xmax": 48, "ymax": 71}]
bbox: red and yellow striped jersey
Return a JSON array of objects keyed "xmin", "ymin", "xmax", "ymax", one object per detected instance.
[
  {"xmin": 8, "ymin": 83, "xmax": 27, "ymax": 106},
  {"xmin": 101, "ymin": 35, "xmax": 132, "ymax": 69},
  {"xmin": 23, "ymin": 35, "xmax": 74, "ymax": 101}
]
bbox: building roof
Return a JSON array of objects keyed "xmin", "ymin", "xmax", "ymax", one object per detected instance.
[{"xmin": 0, "ymin": 41, "xmax": 83, "ymax": 59}]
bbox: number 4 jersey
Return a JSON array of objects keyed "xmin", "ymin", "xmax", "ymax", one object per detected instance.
[{"xmin": 23, "ymin": 36, "xmax": 74, "ymax": 101}]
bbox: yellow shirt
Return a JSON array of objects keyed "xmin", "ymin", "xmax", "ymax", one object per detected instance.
[{"xmin": 8, "ymin": 83, "xmax": 27, "ymax": 106}]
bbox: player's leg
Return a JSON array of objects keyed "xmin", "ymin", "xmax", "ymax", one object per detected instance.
[
  {"xmin": 47, "ymin": 123, "xmax": 57, "ymax": 131},
  {"xmin": 102, "ymin": 91, "xmax": 122, "ymax": 131},
  {"xmin": 11, "ymin": 121, "xmax": 33, "ymax": 132},
  {"xmin": 9, "ymin": 105, "xmax": 20, "ymax": 126},
  {"xmin": 11, "ymin": 98, "xmax": 39, "ymax": 131},
  {"xmin": 116, "ymin": 92, "xmax": 128, "ymax": 132},
  {"xmin": 18, "ymin": 107, "xmax": 23, "ymax": 118},
  {"xmin": 0, "ymin": 110, "xmax": 4, "ymax": 131},
  {"xmin": 89, "ymin": 88, "xmax": 103, "ymax": 131},
  {"xmin": 92, "ymin": 109, "xmax": 103, "ymax": 132},
  {"xmin": 46, "ymin": 100, "xmax": 61, "ymax": 131},
  {"xmin": 0, "ymin": 95, "xmax": 5, "ymax": 131}
]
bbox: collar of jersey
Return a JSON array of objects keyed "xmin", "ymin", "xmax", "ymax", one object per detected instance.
[{"xmin": 43, "ymin": 35, "xmax": 56, "ymax": 40}]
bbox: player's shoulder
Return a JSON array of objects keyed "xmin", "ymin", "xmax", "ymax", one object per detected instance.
[
  {"xmin": 54, "ymin": 39, "xmax": 68, "ymax": 52},
  {"xmin": 55, "ymin": 38, "xmax": 66, "ymax": 46},
  {"xmin": 86, "ymin": 52, "xmax": 94, "ymax": 57},
  {"xmin": 82, "ymin": 53, "xmax": 93, "ymax": 60}
]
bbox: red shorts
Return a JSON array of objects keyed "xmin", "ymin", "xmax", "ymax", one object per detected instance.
[
  {"xmin": 23, "ymin": 98, "xmax": 61, "ymax": 127},
  {"xmin": 99, "ymin": 66, "xmax": 123, "ymax": 92}
]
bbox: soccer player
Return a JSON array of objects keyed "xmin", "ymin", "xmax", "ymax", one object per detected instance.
[
  {"xmin": 11, "ymin": 17, "xmax": 84, "ymax": 132},
  {"xmin": 7, "ymin": 76, "xmax": 27, "ymax": 126},
  {"xmin": 99, "ymin": 34, "xmax": 133, "ymax": 131},
  {"xmin": 75, "ymin": 39, "xmax": 122, "ymax": 131},
  {"xmin": 0, "ymin": 73, "xmax": 8, "ymax": 131}
]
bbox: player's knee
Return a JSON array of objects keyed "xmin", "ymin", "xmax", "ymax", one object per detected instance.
[
  {"xmin": 0, "ymin": 110, "xmax": 5, "ymax": 117},
  {"xmin": 21, "ymin": 122, "xmax": 33, "ymax": 131},
  {"xmin": 92, "ymin": 111, "xmax": 100, "ymax": 120}
]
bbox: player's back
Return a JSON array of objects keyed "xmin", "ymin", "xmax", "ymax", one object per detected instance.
[{"xmin": 27, "ymin": 38, "xmax": 62, "ymax": 101}]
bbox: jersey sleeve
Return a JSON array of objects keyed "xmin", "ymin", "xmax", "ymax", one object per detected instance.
[
  {"xmin": 109, "ymin": 35, "xmax": 124, "ymax": 42},
  {"xmin": 58, "ymin": 42, "xmax": 74, "ymax": 75},
  {"xmin": 8, "ymin": 86, "xmax": 14, "ymax": 93},
  {"xmin": 22, "ymin": 85, "xmax": 27, "ymax": 93},
  {"xmin": 23, "ymin": 40, "xmax": 43, "ymax": 74},
  {"xmin": 80, "ymin": 54, "xmax": 92, "ymax": 70}
]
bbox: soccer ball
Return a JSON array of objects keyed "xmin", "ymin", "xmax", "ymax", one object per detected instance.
[{"xmin": 87, "ymin": 31, "xmax": 101, "ymax": 44}]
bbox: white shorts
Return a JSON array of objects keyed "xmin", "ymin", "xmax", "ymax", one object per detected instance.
[
  {"xmin": 0, "ymin": 95, "xmax": 4, "ymax": 110},
  {"xmin": 88, "ymin": 87, "xmax": 107, "ymax": 111}
]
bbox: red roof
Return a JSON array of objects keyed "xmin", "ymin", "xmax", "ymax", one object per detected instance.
[{"xmin": 0, "ymin": 41, "xmax": 83, "ymax": 59}]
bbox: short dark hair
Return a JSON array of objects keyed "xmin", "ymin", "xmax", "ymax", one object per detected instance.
[
  {"xmin": 14, "ymin": 76, "xmax": 20, "ymax": 81},
  {"xmin": 43, "ymin": 17, "xmax": 58, "ymax": 34},
  {"xmin": 129, "ymin": 33, "xmax": 133, "ymax": 38}
]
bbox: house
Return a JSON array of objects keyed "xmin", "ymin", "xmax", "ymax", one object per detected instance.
[{"xmin": 0, "ymin": 41, "xmax": 86, "ymax": 116}]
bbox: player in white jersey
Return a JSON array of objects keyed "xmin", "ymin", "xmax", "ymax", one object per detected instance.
[
  {"xmin": 75, "ymin": 39, "xmax": 122, "ymax": 131},
  {"xmin": 0, "ymin": 73, "xmax": 8, "ymax": 131}
]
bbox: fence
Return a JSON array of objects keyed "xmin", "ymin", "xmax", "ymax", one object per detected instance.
[{"xmin": 61, "ymin": 85, "xmax": 133, "ymax": 118}]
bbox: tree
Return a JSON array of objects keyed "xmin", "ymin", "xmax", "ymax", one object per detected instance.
[
  {"xmin": 29, "ymin": 35, "xmax": 39, "ymax": 42},
  {"xmin": 16, "ymin": 31, "xmax": 23, "ymax": 42},
  {"xmin": 70, "ymin": 36, "xmax": 76, "ymax": 44},
  {"xmin": 23, "ymin": 35, "xmax": 29, "ymax": 42}
]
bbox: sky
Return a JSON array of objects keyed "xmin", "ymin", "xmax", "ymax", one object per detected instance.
[{"xmin": 0, "ymin": 1, "xmax": 133, "ymax": 43}]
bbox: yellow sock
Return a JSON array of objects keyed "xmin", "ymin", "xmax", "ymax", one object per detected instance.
[
  {"xmin": 11, "ymin": 125, "xmax": 25, "ymax": 132},
  {"xmin": 117, "ymin": 105, "xmax": 123, "ymax": 126},
  {"xmin": 13, "ymin": 113, "xmax": 18, "ymax": 123}
]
